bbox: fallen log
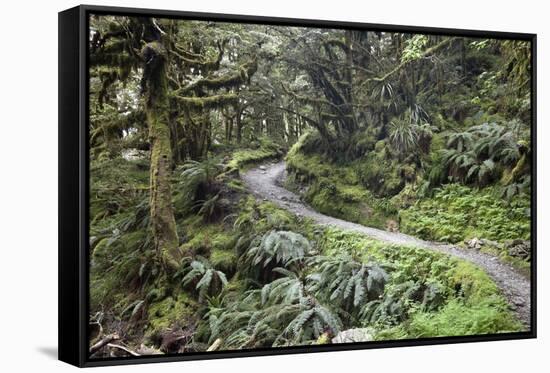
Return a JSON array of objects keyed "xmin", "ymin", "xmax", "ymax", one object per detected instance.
[
  {"xmin": 107, "ymin": 343, "xmax": 141, "ymax": 356},
  {"xmin": 89, "ymin": 333, "xmax": 120, "ymax": 354},
  {"xmin": 206, "ymin": 338, "xmax": 223, "ymax": 351}
]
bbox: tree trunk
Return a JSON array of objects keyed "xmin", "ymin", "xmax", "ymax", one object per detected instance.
[
  {"xmin": 236, "ymin": 109, "xmax": 243, "ymax": 144},
  {"xmin": 142, "ymin": 40, "xmax": 181, "ymax": 272},
  {"xmin": 228, "ymin": 117, "xmax": 233, "ymax": 142}
]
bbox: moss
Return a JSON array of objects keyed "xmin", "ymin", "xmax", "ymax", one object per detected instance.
[
  {"xmin": 179, "ymin": 219, "xmax": 238, "ymax": 256},
  {"xmin": 210, "ymin": 249, "xmax": 238, "ymax": 276},
  {"xmin": 144, "ymin": 40, "xmax": 181, "ymax": 272},
  {"xmin": 374, "ymin": 139, "xmax": 386, "ymax": 153},
  {"xmin": 176, "ymin": 93, "xmax": 238, "ymax": 109},
  {"xmin": 228, "ymin": 146, "xmax": 281, "ymax": 171},
  {"xmin": 446, "ymin": 261, "xmax": 500, "ymax": 302},
  {"xmin": 226, "ymin": 179, "xmax": 247, "ymax": 192},
  {"xmin": 501, "ymin": 153, "xmax": 529, "ymax": 185},
  {"xmin": 145, "ymin": 293, "xmax": 197, "ymax": 338},
  {"xmin": 180, "ymin": 58, "xmax": 257, "ymax": 94}
]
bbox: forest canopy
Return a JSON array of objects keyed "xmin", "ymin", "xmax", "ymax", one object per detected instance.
[{"xmin": 88, "ymin": 14, "xmax": 532, "ymax": 358}]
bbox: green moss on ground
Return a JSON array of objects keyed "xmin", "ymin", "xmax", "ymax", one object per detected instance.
[
  {"xmin": 178, "ymin": 216, "xmax": 238, "ymax": 257},
  {"xmin": 145, "ymin": 293, "xmax": 197, "ymax": 339}
]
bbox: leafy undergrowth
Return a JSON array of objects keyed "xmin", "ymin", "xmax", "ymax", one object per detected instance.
[
  {"xmin": 321, "ymin": 229, "xmax": 523, "ymax": 339},
  {"xmin": 399, "ymin": 183, "xmax": 530, "ymax": 244},
  {"xmin": 285, "ymin": 135, "xmax": 397, "ymax": 229}
]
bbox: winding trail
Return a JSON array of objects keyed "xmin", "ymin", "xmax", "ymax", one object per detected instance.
[{"xmin": 242, "ymin": 161, "xmax": 531, "ymax": 327}]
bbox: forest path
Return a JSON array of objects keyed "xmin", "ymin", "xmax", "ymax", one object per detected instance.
[{"xmin": 242, "ymin": 161, "xmax": 531, "ymax": 328}]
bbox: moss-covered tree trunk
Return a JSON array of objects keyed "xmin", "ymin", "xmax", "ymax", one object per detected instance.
[{"xmin": 142, "ymin": 40, "xmax": 181, "ymax": 272}]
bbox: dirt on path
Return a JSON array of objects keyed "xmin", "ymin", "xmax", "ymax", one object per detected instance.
[{"xmin": 242, "ymin": 161, "xmax": 531, "ymax": 328}]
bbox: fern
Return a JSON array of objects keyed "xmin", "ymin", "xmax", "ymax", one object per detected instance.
[
  {"xmin": 176, "ymin": 257, "xmax": 228, "ymax": 301},
  {"xmin": 310, "ymin": 254, "xmax": 389, "ymax": 310},
  {"xmin": 244, "ymin": 230, "xmax": 311, "ymax": 271}
]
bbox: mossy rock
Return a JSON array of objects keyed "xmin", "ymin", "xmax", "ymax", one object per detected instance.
[
  {"xmin": 145, "ymin": 293, "xmax": 196, "ymax": 339},
  {"xmin": 399, "ymin": 164, "xmax": 416, "ymax": 181},
  {"xmin": 92, "ymin": 237, "xmax": 110, "ymax": 261},
  {"xmin": 179, "ymin": 222, "xmax": 237, "ymax": 256},
  {"xmin": 374, "ymin": 140, "xmax": 387, "ymax": 153},
  {"xmin": 210, "ymin": 249, "xmax": 238, "ymax": 277}
]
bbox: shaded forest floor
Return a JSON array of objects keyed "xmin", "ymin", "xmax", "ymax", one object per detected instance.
[{"xmin": 243, "ymin": 161, "xmax": 531, "ymax": 326}]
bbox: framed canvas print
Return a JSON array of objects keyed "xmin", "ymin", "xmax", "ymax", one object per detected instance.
[{"xmin": 58, "ymin": 5, "xmax": 536, "ymax": 367}]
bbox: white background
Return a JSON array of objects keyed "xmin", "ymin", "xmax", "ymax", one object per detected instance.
[{"xmin": 0, "ymin": 0, "xmax": 547, "ymax": 371}]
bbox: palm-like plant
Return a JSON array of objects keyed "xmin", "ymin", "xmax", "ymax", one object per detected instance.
[
  {"xmin": 177, "ymin": 257, "xmax": 228, "ymax": 301},
  {"xmin": 260, "ymin": 267, "xmax": 310, "ymax": 305},
  {"xmin": 196, "ymin": 193, "xmax": 221, "ymax": 222},
  {"xmin": 442, "ymin": 122, "xmax": 525, "ymax": 187},
  {"xmin": 208, "ymin": 262, "xmax": 345, "ymax": 348},
  {"xmin": 471, "ymin": 123, "xmax": 519, "ymax": 164},
  {"xmin": 389, "ymin": 118, "xmax": 419, "ymax": 155},
  {"xmin": 206, "ymin": 290, "xmax": 277, "ymax": 349}
]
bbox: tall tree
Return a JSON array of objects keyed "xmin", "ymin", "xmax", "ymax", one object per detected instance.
[
  {"xmin": 140, "ymin": 19, "xmax": 182, "ymax": 271},
  {"xmin": 90, "ymin": 16, "xmax": 182, "ymax": 271}
]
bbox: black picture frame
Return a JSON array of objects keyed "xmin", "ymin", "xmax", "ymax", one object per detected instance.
[{"xmin": 59, "ymin": 4, "xmax": 537, "ymax": 367}]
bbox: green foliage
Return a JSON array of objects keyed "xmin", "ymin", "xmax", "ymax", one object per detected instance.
[
  {"xmin": 400, "ymin": 184, "xmax": 530, "ymax": 243},
  {"xmin": 210, "ymin": 249, "xmax": 238, "ymax": 276},
  {"xmin": 441, "ymin": 122, "xmax": 529, "ymax": 190},
  {"xmin": 407, "ymin": 298, "xmax": 521, "ymax": 337},
  {"xmin": 180, "ymin": 158, "xmax": 223, "ymax": 191},
  {"xmin": 276, "ymin": 300, "xmax": 342, "ymax": 346},
  {"xmin": 401, "ymin": 35, "xmax": 429, "ymax": 63},
  {"xmin": 145, "ymin": 293, "xmax": 197, "ymax": 340},
  {"xmin": 286, "ymin": 139, "xmax": 398, "ymax": 227},
  {"xmin": 387, "ymin": 105, "xmax": 431, "ymax": 156},
  {"xmin": 176, "ymin": 257, "xmax": 228, "ymax": 301},
  {"xmin": 310, "ymin": 254, "xmax": 388, "ymax": 308},
  {"xmin": 88, "ymin": 17, "xmax": 532, "ymax": 353},
  {"xmin": 389, "ymin": 118, "xmax": 419, "ymax": 154},
  {"xmin": 245, "ymin": 230, "xmax": 312, "ymax": 270},
  {"xmin": 318, "ymin": 228, "xmax": 522, "ymax": 336}
]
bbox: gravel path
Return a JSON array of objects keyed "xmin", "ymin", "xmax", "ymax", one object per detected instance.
[{"xmin": 242, "ymin": 161, "xmax": 531, "ymax": 328}]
